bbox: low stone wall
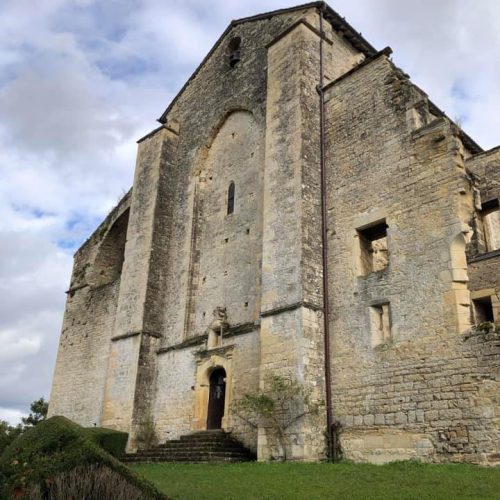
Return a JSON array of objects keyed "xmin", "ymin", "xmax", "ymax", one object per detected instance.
[{"xmin": 336, "ymin": 330, "xmax": 500, "ymax": 465}]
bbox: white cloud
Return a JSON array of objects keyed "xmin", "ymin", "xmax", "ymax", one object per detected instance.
[
  {"xmin": 332, "ymin": 0, "xmax": 500, "ymax": 149},
  {"xmin": 0, "ymin": 407, "xmax": 27, "ymax": 426},
  {"xmin": 0, "ymin": 0, "xmax": 498, "ymax": 419},
  {"xmin": 0, "ymin": 331, "xmax": 41, "ymax": 361}
]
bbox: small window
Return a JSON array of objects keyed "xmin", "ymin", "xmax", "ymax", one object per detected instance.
[
  {"xmin": 227, "ymin": 182, "xmax": 235, "ymax": 215},
  {"xmin": 472, "ymin": 296, "xmax": 494, "ymax": 324},
  {"xmin": 357, "ymin": 220, "xmax": 388, "ymax": 275},
  {"xmin": 228, "ymin": 37, "xmax": 241, "ymax": 68},
  {"xmin": 370, "ymin": 303, "xmax": 392, "ymax": 347},
  {"xmin": 481, "ymin": 200, "xmax": 500, "ymax": 252}
]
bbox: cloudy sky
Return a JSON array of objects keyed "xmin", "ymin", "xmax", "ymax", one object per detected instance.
[{"xmin": 1, "ymin": 0, "xmax": 499, "ymax": 425}]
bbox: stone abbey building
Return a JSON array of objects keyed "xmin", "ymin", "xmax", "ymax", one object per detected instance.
[{"xmin": 49, "ymin": 2, "xmax": 500, "ymax": 464}]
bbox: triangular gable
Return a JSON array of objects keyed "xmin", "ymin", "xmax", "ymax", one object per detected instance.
[{"xmin": 157, "ymin": 1, "xmax": 376, "ymax": 124}]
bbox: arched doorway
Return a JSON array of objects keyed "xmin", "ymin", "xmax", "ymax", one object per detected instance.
[{"xmin": 207, "ymin": 368, "xmax": 226, "ymax": 429}]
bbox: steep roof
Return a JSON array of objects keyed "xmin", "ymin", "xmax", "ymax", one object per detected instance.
[{"xmin": 158, "ymin": 2, "xmax": 376, "ymax": 124}]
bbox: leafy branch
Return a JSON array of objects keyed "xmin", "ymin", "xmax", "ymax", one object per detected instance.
[{"xmin": 233, "ymin": 374, "xmax": 323, "ymax": 460}]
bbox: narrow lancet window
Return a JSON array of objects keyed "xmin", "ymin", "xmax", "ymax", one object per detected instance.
[
  {"xmin": 370, "ymin": 303, "xmax": 392, "ymax": 347},
  {"xmin": 227, "ymin": 182, "xmax": 235, "ymax": 215}
]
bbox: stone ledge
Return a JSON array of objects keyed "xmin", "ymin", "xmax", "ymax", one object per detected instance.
[
  {"xmin": 65, "ymin": 283, "xmax": 89, "ymax": 294},
  {"xmin": 194, "ymin": 343, "xmax": 235, "ymax": 360},
  {"xmin": 111, "ymin": 330, "xmax": 163, "ymax": 342},
  {"xmin": 260, "ymin": 300, "xmax": 323, "ymax": 318},
  {"xmin": 157, "ymin": 321, "xmax": 257, "ymax": 355},
  {"xmin": 467, "ymin": 249, "xmax": 500, "ymax": 263}
]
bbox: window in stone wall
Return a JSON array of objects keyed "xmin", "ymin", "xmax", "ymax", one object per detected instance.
[
  {"xmin": 369, "ymin": 302, "xmax": 392, "ymax": 347},
  {"xmin": 227, "ymin": 181, "xmax": 235, "ymax": 215},
  {"xmin": 481, "ymin": 200, "xmax": 500, "ymax": 252},
  {"xmin": 357, "ymin": 220, "xmax": 389, "ymax": 275},
  {"xmin": 228, "ymin": 37, "xmax": 241, "ymax": 68},
  {"xmin": 472, "ymin": 295, "xmax": 494, "ymax": 324}
]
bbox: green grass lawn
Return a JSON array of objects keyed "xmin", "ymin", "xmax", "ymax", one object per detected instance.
[{"xmin": 133, "ymin": 461, "xmax": 500, "ymax": 500}]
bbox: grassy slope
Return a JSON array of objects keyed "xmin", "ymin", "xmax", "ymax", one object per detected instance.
[{"xmin": 133, "ymin": 461, "xmax": 500, "ymax": 500}]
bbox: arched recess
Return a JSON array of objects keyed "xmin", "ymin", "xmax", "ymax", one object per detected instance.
[
  {"xmin": 183, "ymin": 109, "xmax": 263, "ymax": 339},
  {"xmin": 445, "ymin": 233, "xmax": 471, "ymax": 332},
  {"xmin": 92, "ymin": 209, "xmax": 130, "ymax": 287},
  {"xmin": 192, "ymin": 350, "xmax": 234, "ymax": 432}
]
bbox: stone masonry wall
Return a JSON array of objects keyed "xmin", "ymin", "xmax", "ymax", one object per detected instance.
[
  {"xmin": 101, "ymin": 127, "xmax": 179, "ymax": 444},
  {"xmin": 467, "ymin": 147, "xmax": 500, "ymax": 205},
  {"xmin": 466, "ymin": 147, "xmax": 500, "ymax": 321},
  {"xmin": 258, "ymin": 19, "xmax": 335, "ymax": 460},
  {"xmin": 145, "ymin": 6, "xmax": 364, "ymax": 458},
  {"xmin": 154, "ymin": 330, "xmax": 261, "ymax": 451},
  {"xmin": 157, "ymin": 10, "xmax": 313, "ymax": 349},
  {"xmin": 49, "ymin": 4, "xmax": 499, "ymax": 464},
  {"xmin": 324, "ymin": 53, "xmax": 499, "ymax": 464},
  {"xmin": 49, "ymin": 194, "xmax": 131, "ymax": 425}
]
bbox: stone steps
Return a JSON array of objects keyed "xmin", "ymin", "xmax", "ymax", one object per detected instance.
[
  {"xmin": 122, "ymin": 430, "xmax": 256, "ymax": 464},
  {"xmin": 133, "ymin": 447, "xmax": 250, "ymax": 455}
]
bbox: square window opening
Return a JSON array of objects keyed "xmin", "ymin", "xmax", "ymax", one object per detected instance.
[
  {"xmin": 472, "ymin": 296, "xmax": 494, "ymax": 324},
  {"xmin": 358, "ymin": 220, "xmax": 389, "ymax": 275}
]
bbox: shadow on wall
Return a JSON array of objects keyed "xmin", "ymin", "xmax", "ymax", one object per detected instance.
[{"xmin": 91, "ymin": 209, "xmax": 130, "ymax": 287}]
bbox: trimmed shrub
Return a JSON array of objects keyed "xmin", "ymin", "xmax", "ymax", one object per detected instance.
[
  {"xmin": 0, "ymin": 416, "xmax": 167, "ymax": 499},
  {"xmin": 86, "ymin": 427, "xmax": 128, "ymax": 457},
  {"xmin": 25, "ymin": 464, "xmax": 153, "ymax": 499}
]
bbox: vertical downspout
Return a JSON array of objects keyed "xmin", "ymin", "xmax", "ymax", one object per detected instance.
[{"xmin": 318, "ymin": 4, "xmax": 335, "ymax": 461}]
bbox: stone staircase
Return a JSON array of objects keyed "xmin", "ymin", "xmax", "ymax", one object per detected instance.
[{"xmin": 122, "ymin": 430, "xmax": 256, "ymax": 464}]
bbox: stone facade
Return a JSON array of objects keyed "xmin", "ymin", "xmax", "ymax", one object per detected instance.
[{"xmin": 49, "ymin": 2, "xmax": 499, "ymax": 464}]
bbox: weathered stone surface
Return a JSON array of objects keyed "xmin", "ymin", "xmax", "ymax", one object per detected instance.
[{"xmin": 49, "ymin": 3, "xmax": 499, "ymax": 464}]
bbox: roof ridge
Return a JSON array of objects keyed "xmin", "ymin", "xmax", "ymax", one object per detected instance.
[
  {"xmin": 157, "ymin": 2, "xmax": 377, "ymax": 124},
  {"xmin": 230, "ymin": 2, "xmax": 324, "ymax": 26}
]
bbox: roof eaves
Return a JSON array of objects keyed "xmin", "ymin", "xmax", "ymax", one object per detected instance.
[
  {"xmin": 322, "ymin": 4, "xmax": 377, "ymax": 56},
  {"xmin": 231, "ymin": 1, "xmax": 323, "ymax": 25}
]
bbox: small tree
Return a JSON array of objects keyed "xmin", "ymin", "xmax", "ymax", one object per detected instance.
[
  {"xmin": 0, "ymin": 420, "xmax": 24, "ymax": 454},
  {"xmin": 234, "ymin": 374, "xmax": 323, "ymax": 460},
  {"xmin": 0, "ymin": 398, "xmax": 48, "ymax": 454},
  {"xmin": 22, "ymin": 397, "xmax": 48, "ymax": 427}
]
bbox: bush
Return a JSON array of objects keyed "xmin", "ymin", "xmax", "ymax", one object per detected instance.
[
  {"xmin": 0, "ymin": 421, "xmax": 24, "ymax": 456},
  {"xmin": 234, "ymin": 373, "xmax": 324, "ymax": 461},
  {"xmin": 86, "ymin": 427, "xmax": 128, "ymax": 457},
  {"xmin": 0, "ymin": 416, "xmax": 167, "ymax": 499}
]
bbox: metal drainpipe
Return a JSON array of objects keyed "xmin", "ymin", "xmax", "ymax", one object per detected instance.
[{"xmin": 318, "ymin": 4, "xmax": 335, "ymax": 462}]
